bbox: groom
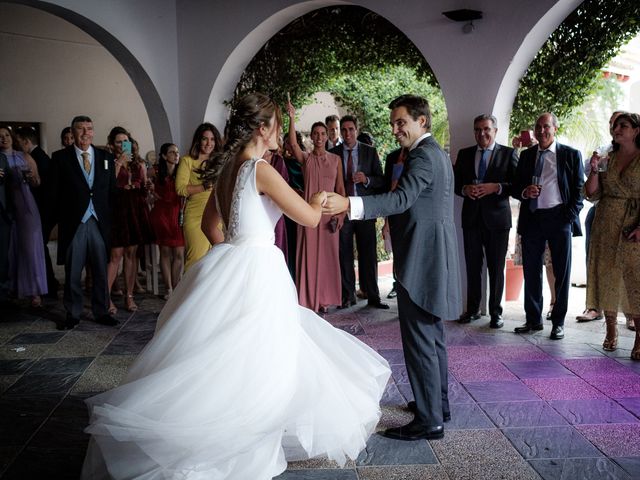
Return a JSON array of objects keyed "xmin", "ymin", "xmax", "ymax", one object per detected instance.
[{"xmin": 323, "ymin": 94, "xmax": 461, "ymax": 440}]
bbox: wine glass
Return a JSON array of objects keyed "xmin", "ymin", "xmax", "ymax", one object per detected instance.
[{"xmin": 595, "ymin": 145, "xmax": 611, "ymax": 173}]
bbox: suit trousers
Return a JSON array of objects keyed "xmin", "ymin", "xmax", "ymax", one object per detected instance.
[
  {"xmin": 41, "ymin": 216, "xmax": 58, "ymax": 293},
  {"xmin": 339, "ymin": 217, "xmax": 380, "ymax": 302},
  {"xmin": 462, "ymin": 226, "xmax": 509, "ymax": 317},
  {"xmin": 64, "ymin": 217, "xmax": 109, "ymax": 319},
  {"xmin": 522, "ymin": 206, "xmax": 572, "ymax": 327},
  {"xmin": 396, "ymin": 283, "xmax": 449, "ymax": 426}
]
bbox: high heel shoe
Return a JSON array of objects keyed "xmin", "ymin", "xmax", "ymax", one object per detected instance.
[
  {"xmin": 108, "ymin": 301, "xmax": 118, "ymax": 315},
  {"xmin": 30, "ymin": 296, "xmax": 42, "ymax": 308},
  {"xmin": 626, "ymin": 315, "xmax": 636, "ymax": 331},
  {"xmin": 125, "ymin": 294, "xmax": 138, "ymax": 312},
  {"xmin": 603, "ymin": 313, "xmax": 618, "ymax": 352}
]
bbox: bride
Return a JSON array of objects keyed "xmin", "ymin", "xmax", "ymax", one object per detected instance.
[{"xmin": 81, "ymin": 93, "xmax": 391, "ymax": 480}]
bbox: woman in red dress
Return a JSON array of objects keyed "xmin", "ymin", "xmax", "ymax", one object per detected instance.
[
  {"xmin": 106, "ymin": 127, "xmax": 154, "ymax": 313},
  {"xmin": 150, "ymin": 143, "xmax": 185, "ymax": 299}
]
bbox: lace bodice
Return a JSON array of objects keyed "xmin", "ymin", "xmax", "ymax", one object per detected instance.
[{"xmin": 221, "ymin": 158, "xmax": 283, "ymax": 246}]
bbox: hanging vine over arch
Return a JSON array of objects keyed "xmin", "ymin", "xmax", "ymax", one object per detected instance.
[{"xmin": 510, "ymin": 0, "xmax": 640, "ymax": 135}]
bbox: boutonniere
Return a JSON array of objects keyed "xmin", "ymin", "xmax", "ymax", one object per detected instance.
[{"xmin": 104, "ymin": 160, "xmax": 108, "ymax": 170}]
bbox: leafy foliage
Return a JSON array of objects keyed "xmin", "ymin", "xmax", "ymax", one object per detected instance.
[
  {"xmin": 232, "ymin": 6, "xmax": 447, "ymax": 157},
  {"xmin": 510, "ymin": 0, "xmax": 640, "ymax": 136}
]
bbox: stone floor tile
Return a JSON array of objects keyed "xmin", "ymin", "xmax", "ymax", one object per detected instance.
[
  {"xmin": 356, "ymin": 464, "xmax": 448, "ymax": 480},
  {"xmin": 612, "ymin": 457, "xmax": 640, "ymax": 479},
  {"xmin": 538, "ymin": 344, "xmax": 606, "ymax": 358},
  {"xmin": 582, "ymin": 374, "xmax": 640, "ymax": 399},
  {"xmin": 560, "ymin": 357, "xmax": 633, "ymax": 377},
  {"xmin": 275, "ymin": 469, "xmax": 358, "ymax": 479},
  {"xmin": 7, "ymin": 331, "xmax": 65, "ymax": 345},
  {"xmin": 529, "ymin": 457, "xmax": 632, "ymax": 480},
  {"xmin": 25, "ymin": 356, "xmax": 94, "ymax": 375},
  {"xmin": 103, "ymin": 330, "xmax": 154, "ymax": 355},
  {"xmin": 287, "ymin": 458, "xmax": 355, "ymax": 469},
  {"xmin": 613, "ymin": 358, "xmax": 640, "ymax": 374},
  {"xmin": 377, "ymin": 349, "xmax": 405, "ymax": 365},
  {"xmin": 0, "ymin": 343, "xmax": 51, "ymax": 360},
  {"xmin": 0, "ymin": 414, "xmax": 46, "ymax": 447},
  {"xmin": 463, "ymin": 381, "xmax": 541, "ymax": 402},
  {"xmin": 503, "ymin": 360, "xmax": 575, "ymax": 379},
  {"xmin": 449, "ymin": 361, "xmax": 518, "ymax": 382},
  {"xmin": 71, "ymin": 355, "xmax": 136, "ymax": 394},
  {"xmin": 44, "ymin": 330, "xmax": 117, "ymax": 357},
  {"xmin": 380, "ymin": 381, "xmax": 405, "ymax": 407},
  {"xmin": 0, "ymin": 358, "xmax": 36, "ymax": 375},
  {"xmin": 5, "ymin": 373, "xmax": 81, "ymax": 396},
  {"xmin": 334, "ymin": 323, "xmax": 366, "ymax": 336},
  {"xmin": 447, "ymin": 380, "xmax": 475, "ymax": 404},
  {"xmin": 0, "ymin": 375, "xmax": 19, "ymax": 394},
  {"xmin": 0, "ymin": 446, "xmax": 21, "ymax": 473},
  {"xmin": 356, "ymin": 433, "xmax": 437, "ymax": 466},
  {"xmin": 376, "ymin": 406, "xmax": 414, "ymax": 432},
  {"xmin": 390, "ymin": 364, "xmax": 410, "ymax": 384},
  {"xmin": 576, "ymin": 424, "xmax": 640, "ymax": 457},
  {"xmin": 502, "ymin": 426, "xmax": 602, "ymax": 459},
  {"xmin": 28, "ymin": 415, "xmax": 90, "ymax": 451},
  {"xmin": 431, "ymin": 429, "xmax": 540, "ymax": 480},
  {"xmin": 1, "ymin": 446, "xmax": 85, "ymax": 480},
  {"xmin": 480, "ymin": 401, "xmax": 568, "ymax": 428},
  {"xmin": 549, "ymin": 399, "xmax": 640, "ymax": 425},
  {"xmin": 523, "ymin": 377, "xmax": 606, "ymax": 400},
  {"xmin": 617, "ymin": 397, "xmax": 640, "ymax": 418},
  {"xmin": 446, "ymin": 402, "xmax": 494, "ymax": 430},
  {"xmin": 0, "ymin": 394, "xmax": 61, "ymax": 417}
]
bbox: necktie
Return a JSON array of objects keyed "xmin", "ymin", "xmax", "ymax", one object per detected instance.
[
  {"xmin": 346, "ymin": 149, "xmax": 354, "ymax": 196},
  {"xmin": 529, "ymin": 150, "xmax": 546, "ymax": 212},
  {"xmin": 477, "ymin": 149, "xmax": 489, "ymax": 181},
  {"xmin": 81, "ymin": 151, "xmax": 91, "ymax": 174}
]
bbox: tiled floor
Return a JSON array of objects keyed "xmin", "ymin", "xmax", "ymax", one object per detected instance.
[{"xmin": 0, "ymin": 279, "xmax": 638, "ymax": 479}]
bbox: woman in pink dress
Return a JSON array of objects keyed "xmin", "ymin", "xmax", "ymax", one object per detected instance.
[{"xmin": 286, "ymin": 102, "xmax": 345, "ymax": 313}]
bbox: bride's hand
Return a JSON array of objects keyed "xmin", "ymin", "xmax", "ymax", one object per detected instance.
[{"xmin": 310, "ymin": 191, "xmax": 327, "ymax": 207}]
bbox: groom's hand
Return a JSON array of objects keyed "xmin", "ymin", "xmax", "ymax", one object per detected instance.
[{"xmin": 322, "ymin": 192, "xmax": 349, "ymax": 215}]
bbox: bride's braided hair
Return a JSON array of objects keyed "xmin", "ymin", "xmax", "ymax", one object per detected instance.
[{"xmin": 207, "ymin": 93, "xmax": 281, "ymax": 225}]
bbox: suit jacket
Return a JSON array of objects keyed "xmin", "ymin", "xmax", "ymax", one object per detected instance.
[
  {"xmin": 52, "ymin": 145, "xmax": 115, "ymax": 264},
  {"xmin": 29, "ymin": 145, "xmax": 56, "ymax": 224},
  {"xmin": 330, "ymin": 141, "xmax": 384, "ymax": 196},
  {"xmin": 361, "ymin": 136, "xmax": 462, "ymax": 320},
  {"xmin": 512, "ymin": 143, "xmax": 584, "ymax": 236},
  {"xmin": 454, "ymin": 143, "xmax": 518, "ymax": 230}
]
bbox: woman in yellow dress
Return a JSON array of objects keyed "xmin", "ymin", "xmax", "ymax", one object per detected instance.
[{"xmin": 176, "ymin": 123, "xmax": 222, "ymax": 270}]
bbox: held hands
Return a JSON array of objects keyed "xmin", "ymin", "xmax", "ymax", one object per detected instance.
[
  {"xmin": 322, "ymin": 192, "xmax": 349, "ymax": 215},
  {"xmin": 524, "ymin": 184, "xmax": 541, "ymax": 199},
  {"xmin": 310, "ymin": 190, "xmax": 327, "ymax": 207}
]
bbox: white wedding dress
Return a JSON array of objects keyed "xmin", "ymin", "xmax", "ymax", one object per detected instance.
[{"xmin": 81, "ymin": 158, "xmax": 391, "ymax": 480}]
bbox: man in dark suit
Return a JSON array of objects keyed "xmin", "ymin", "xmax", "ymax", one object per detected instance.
[
  {"xmin": 330, "ymin": 115, "xmax": 388, "ymax": 309},
  {"xmin": 324, "ymin": 95, "xmax": 462, "ymax": 440},
  {"xmin": 52, "ymin": 116, "xmax": 117, "ymax": 329},
  {"xmin": 0, "ymin": 152, "xmax": 12, "ymax": 306},
  {"xmin": 15, "ymin": 127, "xmax": 59, "ymax": 298},
  {"xmin": 454, "ymin": 115, "xmax": 518, "ymax": 329},
  {"xmin": 324, "ymin": 114, "xmax": 342, "ymax": 150},
  {"xmin": 512, "ymin": 112, "xmax": 583, "ymax": 340}
]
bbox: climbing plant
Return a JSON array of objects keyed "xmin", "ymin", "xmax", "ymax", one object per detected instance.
[{"xmin": 510, "ymin": 0, "xmax": 640, "ymax": 136}]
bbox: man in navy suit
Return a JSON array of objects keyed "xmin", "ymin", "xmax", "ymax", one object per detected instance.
[
  {"xmin": 330, "ymin": 115, "xmax": 388, "ymax": 309},
  {"xmin": 454, "ymin": 114, "xmax": 518, "ymax": 328},
  {"xmin": 512, "ymin": 113, "xmax": 583, "ymax": 340},
  {"xmin": 52, "ymin": 116, "xmax": 117, "ymax": 329}
]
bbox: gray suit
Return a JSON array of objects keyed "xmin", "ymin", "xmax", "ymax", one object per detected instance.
[{"xmin": 360, "ymin": 135, "xmax": 461, "ymax": 425}]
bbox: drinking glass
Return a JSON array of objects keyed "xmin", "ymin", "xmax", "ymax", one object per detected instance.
[
  {"xmin": 596, "ymin": 145, "xmax": 611, "ymax": 173},
  {"xmin": 531, "ymin": 176, "xmax": 542, "ymax": 194}
]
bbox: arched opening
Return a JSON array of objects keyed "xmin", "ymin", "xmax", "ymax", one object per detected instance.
[{"xmin": 0, "ymin": 1, "xmax": 171, "ymax": 152}]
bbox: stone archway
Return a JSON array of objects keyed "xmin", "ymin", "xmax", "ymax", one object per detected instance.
[{"xmin": 2, "ymin": 0, "xmax": 172, "ymax": 147}]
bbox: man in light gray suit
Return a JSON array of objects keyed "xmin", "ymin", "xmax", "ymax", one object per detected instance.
[{"xmin": 324, "ymin": 94, "xmax": 461, "ymax": 440}]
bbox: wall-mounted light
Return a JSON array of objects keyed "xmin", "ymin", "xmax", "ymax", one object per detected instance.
[{"xmin": 442, "ymin": 9, "xmax": 483, "ymax": 34}]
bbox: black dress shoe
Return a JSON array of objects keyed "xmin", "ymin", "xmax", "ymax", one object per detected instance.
[
  {"xmin": 56, "ymin": 314, "xmax": 79, "ymax": 331},
  {"xmin": 381, "ymin": 420, "xmax": 444, "ymax": 441},
  {"xmin": 407, "ymin": 401, "xmax": 450, "ymax": 422},
  {"xmin": 338, "ymin": 298, "xmax": 357, "ymax": 309},
  {"xmin": 457, "ymin": 312, "xmax": 481, "ymax": 324},
  {"xmin": 95, "ymin": 314, "xmax": 119, "ymax": 326},
  {"xmin": 514, "ymin": 323, "xmax": 543, "ymax": 334},
  {"xmin": 387, "ymin": 288, "xmax": 397, "ymax": 299},
  {"xmin": 550, "ymin": 325, "xmax": 564, "ymax": 340},
  {"xmin": 368, "ymin": 300, "xmax": 390, "ymax": 310},
  {"xmin": 489, "ymin": 316, "xmax": 504, "ymax": 329}
]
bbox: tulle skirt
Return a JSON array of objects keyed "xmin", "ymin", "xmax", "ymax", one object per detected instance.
[{"xmin": 82, "ymin": 240, "xmax": 390, "ymax": 479}]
